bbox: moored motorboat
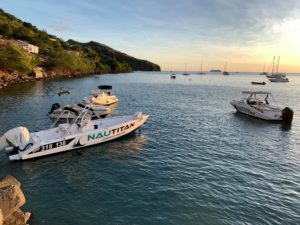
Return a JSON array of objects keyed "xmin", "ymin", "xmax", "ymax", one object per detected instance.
[
  {"xmin": 269, "ymin": 76, "xmax": 289, "ymax": 82},
  {"xmin": 0, "ymin": 108, "xmax": 149, "ymax": 161},
  {"xmin": 251, "ymin": 81, "xmax": 266, "ymax": 85},
  {"xmin": 49, "ymin": 103, "xmax": 111, "ymax": 120},
  {"xmin": 89, "ymin": 85, "xmax": 118, "ymax": 106},
  {"xmin": 230, "ymin": 91, "xmax": 293, "ymax": 123}
]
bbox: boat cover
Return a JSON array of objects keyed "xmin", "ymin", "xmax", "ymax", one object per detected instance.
[{"xmin": 3, "ymin": 127, "xmax": 30, "ymax": 147}]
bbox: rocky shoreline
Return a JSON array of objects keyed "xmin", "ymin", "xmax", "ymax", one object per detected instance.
[
  {"xmin": 0, "ymin": 70, "xmax": 98, "ymax": 89},
  {"xmin": 0, "ymin": 176, "xmax": 31, "ymax": 225}
]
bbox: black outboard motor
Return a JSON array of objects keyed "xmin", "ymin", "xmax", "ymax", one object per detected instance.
[
  {"xmin": 282, "ymin": 107, "xmax": 293, "ymax": 124},
  {"xmin": 49, "ymin": 103, "xmax": 60, "ymax": 114}
]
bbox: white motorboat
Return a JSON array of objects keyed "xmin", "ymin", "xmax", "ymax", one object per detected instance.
[
  {"xmin": 0, "ymin": 107, "xmax": 149, "ymax": 161},
  {"xmin": 89, "ymin": 85, "xmax": 118, "ymax": 106},
  {"xmin": 49, "ymin": 103, "xmax": 111, "ymax": 120},
  {"xmin": 230, "ymin": 91, "xmax": 293, "ymax": 123},
  {"xmin": 268, "ymin": 76, "xmax": 289, "ymax": 82},
  {"xmin": 267, "ymin": 56, "xmax": 288, "ymax": 82}
]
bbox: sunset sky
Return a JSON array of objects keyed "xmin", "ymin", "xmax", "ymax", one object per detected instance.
[{"xmin": 2, "ymin": 0, "xmax": 300, "ymax": 72}]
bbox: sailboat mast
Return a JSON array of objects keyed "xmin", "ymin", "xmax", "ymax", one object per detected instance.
[
  {"xmin": 200, "ymin": 61, "xmax": 202, "ymax": 73},
  {"xmin": 271, "ymin": 56, "xmax": 275, "ymax": 75},
  {"xmin": 276, "ymin": 56, "xmax": 280, "ymax": 73},
  {"xmin": 262, "ymin": 63, "xmax": 266, "ymax": 73}
]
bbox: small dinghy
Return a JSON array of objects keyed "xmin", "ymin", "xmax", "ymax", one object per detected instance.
[
  {"xmin": 230, "ymin": 91, "xmax": 293, "ymax": 123},
  {"xmin": 170, "ymin": 74, "xmax": 176, "ymax": 79},
  {"xmin": 251, "ymin": 81, "xmax": 266, "ymax": 85},
  {"xmin": 49, "ymin": 103, "xmax": 111, "ymax": 120},
  {"xmin": 58, "ymin": 90, "xmax": 70, "ymax": 96},
  {"xmin": 0, "ymin": 107, "xmax": 149, "ymax": 161}
]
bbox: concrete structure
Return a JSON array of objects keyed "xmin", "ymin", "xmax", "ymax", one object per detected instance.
[{"xmin": 33, "ymin": 67, "xmax": 44, "ymax": 78}]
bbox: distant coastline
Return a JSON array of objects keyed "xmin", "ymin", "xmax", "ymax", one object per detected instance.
[{"xmin": 0, "ymin": 9, "xmax": 160, "ymax": 89}]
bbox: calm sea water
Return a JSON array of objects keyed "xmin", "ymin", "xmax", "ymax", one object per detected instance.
[{"xmin": 0, "ymin": 72, "xmax": 299, "ymax": 225}]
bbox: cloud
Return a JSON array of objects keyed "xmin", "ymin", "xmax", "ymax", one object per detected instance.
[{"xmin": 50, "ymin": 24, "xmax": 69, "ymax": 32}]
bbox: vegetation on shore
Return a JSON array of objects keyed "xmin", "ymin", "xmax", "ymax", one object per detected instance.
[
  {"xmin": 0, "ymin": 8, "xmax": 160, "ymax": 85},
  {"xmin": 0, "ymin": 44, "xmax": 38, "ymax": 74}
]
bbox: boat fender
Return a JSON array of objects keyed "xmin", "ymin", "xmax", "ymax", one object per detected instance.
[
  {"xmin": 282, "ymin": 107, "xmax": 293, "ymax": 124},
  {"xmin": 49, "ymin": 103, "xmax": 60, "ymax": 114}
]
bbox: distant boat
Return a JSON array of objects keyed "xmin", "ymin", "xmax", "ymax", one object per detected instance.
[
  {"xmin": 196, "ymin": 62, "xmax": 206, "ymax": 75},
  {"xmin": 58, "ymin": 90, "xmax": 70, "ymax": 96},
  {"xmin": 269, "ymin": 76, "xmax": 289, "ymax": 82},
  {"xmin": 182, "ymin": 64, "xmax": 190, "ymax": 76},
  {"xmin": 259, "ymin": 63, "xmax": 268, "ymax": 75},
  {"xmin": 251, "ymin": 81, "xmax": 266, "ymax": 85},
  {"xmin": 170, "ymin": 73, "xmax": 176, "ymax": 79},
  {"xmin": 223, "ymin": 62, "xmax": 229, "ymax": 75},
  {"xmin": 267, "ymin": 56, "xmax": 288, "ymax": 82},
  {"xmin": 210, "ymin": 69, "xmax": 221, "ymax": 72}
]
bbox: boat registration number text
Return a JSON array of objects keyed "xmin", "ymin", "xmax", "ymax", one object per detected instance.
[
  {"xmin": 39, "ymin": 141, "xmax": 67, "ymax": 151},
  {"xmin": 35, "ymin": 139, "xmax": 74, "ymax": 153}
]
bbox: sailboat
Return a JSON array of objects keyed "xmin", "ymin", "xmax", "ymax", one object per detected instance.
[
  {"xmin": 196, "ymin": 62, "xmax": 206, "ymax": 75},
  {"xmin": 259, "ymin": 63, "xmax": 268, "ymax": 75},
  {"xmin": 223, "ymin": 62, "xmax": 229, "ymax": 75},
  {"xmin": 182, "ymin": 64, "xmax": 190, "ymax": 76},
  {"xmin": 268, "ymin": 56, "xmax": 288, "ymax": 82}
]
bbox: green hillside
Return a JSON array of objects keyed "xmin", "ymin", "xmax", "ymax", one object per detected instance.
[
  {"xmin": 68, "ymin": 40, "xmax": 161, "ymax": 71},
  {"xmin": 0, "ymin": 8, "xmax": 160, "ymax": 76}
]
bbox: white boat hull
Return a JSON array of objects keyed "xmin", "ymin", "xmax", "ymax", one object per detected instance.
[
  {"xmin": 269, "ymin": 78, "xmax": 289, "ymax": 82},
  {"xmin": 4, "ymin": 113, "xmax": 148, "ymax": 161},
  {"xmin": 230, "ymin": 100, "xmax": 282, "ymax": 121}
]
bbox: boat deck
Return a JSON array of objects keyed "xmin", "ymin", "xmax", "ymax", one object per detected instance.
[{"xmin": 31, "ymin": 115, "xmax": 137, "ymax": 144}]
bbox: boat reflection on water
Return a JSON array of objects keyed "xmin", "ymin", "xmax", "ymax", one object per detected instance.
[
  {"xmin": 280, "ymin": 122, "xmax": 292, "ymax": 131},
  {"xmin": 232, "ymin": 111, "xmax": 291, "ymax": 131},
  {"xmin": 19, "ymin": 133, "xmax": 149, "ymax": 174}
]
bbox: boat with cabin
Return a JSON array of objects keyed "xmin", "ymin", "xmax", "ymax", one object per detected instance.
[
  {"xmin": 230, "ymin": 91, "xmax": 293, "ymax": 123},
  {"xmin": 88, "ymin": 85, "xmax": 118, "ymax": 106}
]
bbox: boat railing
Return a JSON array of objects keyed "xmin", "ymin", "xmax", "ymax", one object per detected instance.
[
  {"xmin": 51, "ymin": 109, "xmax": 70, "ymax": 129},
  {"xmin": 63, "ymin": 104, "xmax": 91, "ymax": 139}
]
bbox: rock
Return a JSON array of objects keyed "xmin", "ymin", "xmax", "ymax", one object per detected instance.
[{"xmin": 0, "ymin": 176, "xmax": 31, "ymax": 225}]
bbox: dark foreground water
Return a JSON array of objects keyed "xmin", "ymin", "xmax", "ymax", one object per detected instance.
[{"xmin": 0, "ymin": 72, "xmax": 299, "ymax": 225}]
